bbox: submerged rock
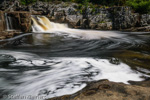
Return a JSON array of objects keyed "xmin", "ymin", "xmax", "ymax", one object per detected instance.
[
  {"xmin": 109, "ymin": 58, "xmax": 120, "ymax": 65},
  {"xmin": 0, "ymin": 54, "xmax": 16, "ymax": 64}
]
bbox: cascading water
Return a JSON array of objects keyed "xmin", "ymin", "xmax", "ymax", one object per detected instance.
[
  {"xmin": 31, "ymin": 16, "xmax": 68, "ymax": 32},
  {"xmin": 31, "ymin": 16, "xmax": 123, "ymax": 40},
  {"xmin": 5, "ymin": 13, "xmax": 14, "ymax": 31}
]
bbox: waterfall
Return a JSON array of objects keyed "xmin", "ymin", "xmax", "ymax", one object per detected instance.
[
  {"xmin": 31, "ymin": 16, "xmax": 68, "ymax": 32},
  {"xmin": 5, "ymin": 13, "xmax": 14, "ymax": 31},
  {"xmin": 31, "ymin": 16, "xmax": 123, "ymax": 40},
  {"xmin": 5, "ymin": 13, "xmax": 10, "ymax": 30}
]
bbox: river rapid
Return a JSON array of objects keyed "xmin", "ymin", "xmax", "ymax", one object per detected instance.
[{"xmin": 0, "ymin": 16, "xmax": 150, "ymax": 100}]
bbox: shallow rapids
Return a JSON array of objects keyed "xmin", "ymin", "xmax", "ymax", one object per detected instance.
[
  {"xmin": 0, "ymin": 51, "xmax": 148, "ymax": 100},
  {"xmin": 0, "ymin": 16, "xmax": 150, "ymax": 100}
]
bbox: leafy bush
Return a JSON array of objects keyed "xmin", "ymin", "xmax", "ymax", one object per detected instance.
[
  {"xmin": 126, "ymin": 0, "xmax": 150, "ymax": 14},
  {"xmin": 88, "ymin": 0, "xmax": 126, "ymax": 6},
  {"xmin": 20, "ymin": 0, "xmax": 37, "ymax": 5}
]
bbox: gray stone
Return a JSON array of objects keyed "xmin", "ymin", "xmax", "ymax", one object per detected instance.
[
  {"xmin": 0, "ymin": 1, "xmax": 150, "ymax": 31},
  {"xmin": 0, "ymin": 54, "xmax": 16, "ymax": 64},
  {"xmin": 66, "ymin": 15, "xmax": 83, "ymax": 27}
]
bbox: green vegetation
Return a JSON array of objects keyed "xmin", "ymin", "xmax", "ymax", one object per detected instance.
[
  {"xmin": 126, "ymin": 0, "xmax": 150, "ymax": 14},
  {"xmin": 19, "ymin": 0, "xmax": 150, "ymax": 14},
  {"xmin": 20, "ymin": 0, "xmax": 36, "ymax": 5},
  {"xmin": 99, "ymin": 20, "xmax": 106, "ymax": 24}
]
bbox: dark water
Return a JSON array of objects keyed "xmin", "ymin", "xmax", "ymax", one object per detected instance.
[{"xmin": 0, "ymin": 31, "xmax": 150, "ymax": 100}]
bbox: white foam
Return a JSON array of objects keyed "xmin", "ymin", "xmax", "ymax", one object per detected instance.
[
  {"xmin": 0, "ymin": 50, "xmax": 39, "ymax": 60},
  {"xmin": 9, "ymin": 57, "xmax": 146, "ymax": 99},
  {"xmin": 0, "ymin": 68, "xmax": 17, "ymax": 71},
  {"xmin": 0, "ymin": 51, "xmax": 148, "ymax": 100},
  {"xmin": 31, "ymin": 16, "xmax": 124, "ymax": 40}
]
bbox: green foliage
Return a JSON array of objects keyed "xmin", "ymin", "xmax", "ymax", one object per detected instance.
[
  {"xmin": 88, "ymin": 0, "xmax": 126, "ymax": 6},
  {"xmin": 99, "ymin": 20, "xmax": 106, "ymax": 23},
  {"xmin": 73, "ymin": 0, "xmax": 89, "ymax": 4},
  {"xmin": 77, "ymin": 0, "xmax": 90, "ymax": 14},
  {"xmin": 126, "ymin": 0, "xmax": 150, "ymax": 14},
  {"xmin": 89, "ymin": 3, "xmax": 96, "ymax": 13},
  {"xmin": 79, "ymin": 9, "xmax": 83, "ymax": 14},
  {"xmin": 78, "ymin": 3, "xmax": 83, "ymax": 9},
  {"xmin": 20, "ymin": 0, "xmax": 37, "ymax": 5},
  {"xmin": 19, "ymin": 0, "xmax": 150, "ymax": 14}
]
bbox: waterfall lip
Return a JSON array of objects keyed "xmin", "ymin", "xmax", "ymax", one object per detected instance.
[{"xmin": 31, "ymin": 16, "xmax": 126, "ymax": 40}]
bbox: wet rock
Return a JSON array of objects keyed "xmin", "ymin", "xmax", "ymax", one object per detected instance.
[
  {"xmin": 49, "ymin": 80, "xmax": 150, "ymax": 100},
  {"xmin": 20, "ymin": 12, "xmax": 30, "ymax": 18},
  {"xmin": 0, "ymin": 1, "xmax": 150, "ymax": 31},
  {"xmin": 0, "ymin": 31, "xmax": 21, "ymax": 40},
  {"xmin": 5, "ymin": 11, "xmax": 31, "ymax": 32},
  {"xmin": 19, "ymin": 12, "xmax": 31, "ymax": 32},
  {"xmin": 114, "ymin": 50, "xmax": 150, "ymax": 69},
  {"xmin": 88, "ymin": 12, "xmax": 113, "ymax": 30},
  {"xmin": 6, "ymin": 32, "xmax": 14, "ymax": 38},
  {"xmin": 110, "ymin": 7, "xmax": 140, "ymax": 30},
  {"xmin": 97, "ymin": 22, "xmax": 113, "ymax": 30},
  {"xmin": 0, "ymin": 54, "xmax": 16, "ymax": 64},
  {"xmin": 0, "ymin": 0, "xmax": 20, "ymax": 11},
  {"xmin": 129, "ymin": 78, "xmax": 150, "ymax": 87},
  {"xmin": 109, "ymin": 58, "xmax": 120, "ymax": 65},
  {"xmin": 20, "ymin": 23, "xmax": 31, "ymax": 32},
  {"xmin": 66, "ymin": 15, "xmax": 83, "ymax": 28},
  {"xmin": 140, "ymin": 14, "xmax": 150, "ymax": 26},
  {"xmin": 0, "ymin": 36, "xmax": 6, "ymax": 40},
  {"xmin": 0, "ymin": 11, "xmax": 5, "ymax": 31},
  {"xmin": 53, "ymin": 10, "xmax": 66, "ymax": 22},
  {"xmin": 136, "ymin": 26, "xmax": 150, "ymax": 32},
  {"xmin": 66, "ymin": 7, "xmax": 77, "ymax": 15},
  {"xmin": 81, "ymin": 19, "xmax": 89, "ymax": 28}
]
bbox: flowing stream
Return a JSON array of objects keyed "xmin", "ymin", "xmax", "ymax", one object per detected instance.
[
  {"xmin": 5, "ymin": 13, "xmax": 14, "ymax": 31},
  {"xmin": 0, "ymin": 16, "xmax": 150, "ymax": 100}
]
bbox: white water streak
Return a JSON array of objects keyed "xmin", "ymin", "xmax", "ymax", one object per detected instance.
[{"xmin": 0, "ymin": 50, "xmax": 148, "ymax": 100}]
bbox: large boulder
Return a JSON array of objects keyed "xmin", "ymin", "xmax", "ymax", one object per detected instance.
[
  {"xmin": 6, "ymin": 11, "xmax": 31, "ymax": 32},
  {"xmin": 0, "ymin": 54, "xmax": 16, "ymax": 64},
  {"xmin": 88, "ymin": 10, "xmax": 112, "ymax": 30},
  {"xmin": 66, "ymin": 15, "xmax": 83, "ymax": 28},
  {"xmin": 140, "ymin": 14, "xmax": 150, "ymax": 26},
  {"xmin": 109, "ymin": 7, "xmax": 140, "ymax": 30},
  {"xmin": 19, "ymin": 12, "xmax": 31, "ymax": 32},
  {"xmin": 49, "ymin": 80, "xmax": 150, "ymax": 100}
]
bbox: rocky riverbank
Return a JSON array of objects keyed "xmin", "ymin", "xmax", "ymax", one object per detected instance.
[
  {"xmin": 0, "ymin": 0, "xmax": 150, "ymax": 32},
  {"xmin": 49, "ymin": 79, "xmax": 150, "ymax": 100},
  {"xmin": 0, "ymin": 10, "xmax": 31, "ymax": 40}
]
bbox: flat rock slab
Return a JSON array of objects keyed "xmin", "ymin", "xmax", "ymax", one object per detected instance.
[
  {"xmin": 0, "ymin": 31, "xmax": 20, "ymax": 40},
  {"xmin": 49, "ymin": 80, "xmax": 150, "ymax": 100}
]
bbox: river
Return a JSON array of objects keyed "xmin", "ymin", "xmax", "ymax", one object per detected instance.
[{"xmin": 0, "ymin": 16, "xmax": 150, "ymax": 100}]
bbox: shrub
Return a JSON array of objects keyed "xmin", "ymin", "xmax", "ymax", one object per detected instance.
[
  {"xmin": 126, "ymin": 0, "xmax": 150, "ymax": 14},
  {"xmin": 20, "ymin": 0, "xmax": 37, "ymax": 5}
]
